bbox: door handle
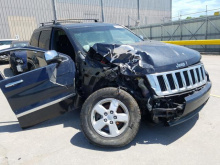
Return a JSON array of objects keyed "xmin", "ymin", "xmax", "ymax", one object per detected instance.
[{"xmin": 5, "ymin": 80, "xmax": 24, "ymax": 88}]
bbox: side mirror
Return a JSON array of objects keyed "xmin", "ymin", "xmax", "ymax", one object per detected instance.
[
  {"xmin": 44, "ymin": 50, "xmax": 59, "ymax": 62},
  {"xmin": 44, "ymin": 50, "xmax": 62, "ymax": 66}
]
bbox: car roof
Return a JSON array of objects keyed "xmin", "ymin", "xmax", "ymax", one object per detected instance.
[
  {"xmin": 12, "ymin": 41, "xmax": 29, "ymax": 44},
  {"xmin": 62, "ymin": 23, "xmax": 117, "ymax": 29},
  {"xmin": 38, "ymin": 22, "xmax": 119, "ymax": 30},
  {"xmin": 0, "ymin": 39, "xmax": 18, "ymax": 41}
]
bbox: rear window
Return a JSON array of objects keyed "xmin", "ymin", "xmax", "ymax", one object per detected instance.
[
  {"xmin": 30, "ymin": 31, "xmax": 40, "ymax": 47},
  {"xmin": 39, "ymin": 30, "xmax": 51, "ymax": 50}
]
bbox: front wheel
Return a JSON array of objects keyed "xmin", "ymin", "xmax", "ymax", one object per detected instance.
[{"xmin": 80, "ymin": 87, "xmax": 141, "ymax": 147}]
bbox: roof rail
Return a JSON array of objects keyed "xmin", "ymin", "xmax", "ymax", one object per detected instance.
[
  {"xmin": 40, "ymin": 18, "xmax": 99, "ymax": 26},
  {"xmin": 40, "ymin": 21, "xmax": 56, "ymax": 26},
  {"xmin": 56, "ymin": 18, "xmax": 99, "ymax": 23}
]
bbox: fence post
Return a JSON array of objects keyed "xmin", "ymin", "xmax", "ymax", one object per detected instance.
[
  {"xmin": 180, "ymin": 15, "xmax": 182, "ymax": 40},
  {"xmin": 137, "ymin": 0, "xmax": 140, "ymax": 20},
  {"xmin": 51, "ymin": 0, "xmax": 57, "ymax": 23},
  {"xmin": 128, "ymin": 15, "xmax": 130, "ymax": 28},
  {"xmin": 205, "ymin": 5, "xmax": 208, "ymax": 52},
  {"xmin": 100, "ymin": 0, "xmax": 105, "ymax": 22}
]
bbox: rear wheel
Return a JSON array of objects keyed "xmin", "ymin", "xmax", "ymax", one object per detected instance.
[{"xmin": 80, "ymin": 87, "xmax": 141, "ymax": 147}]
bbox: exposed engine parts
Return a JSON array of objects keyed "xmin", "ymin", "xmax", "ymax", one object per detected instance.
[
  {"xmin": 151, "ymin": 98, "xmax": 185, "ymax": 122},
  {"xmin": 137, "ymin": 78, "xmax": 149, "ymax": 98}
]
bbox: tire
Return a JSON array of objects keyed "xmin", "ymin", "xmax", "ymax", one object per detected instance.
[{"xmin": 80, "ymin": 87, "xmax": 141, "ymax": 147}]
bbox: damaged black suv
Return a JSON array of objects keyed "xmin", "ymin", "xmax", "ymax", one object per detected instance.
[{"xmin": 0, "ymin": 22, "xmax": 211, "ymax": 147}]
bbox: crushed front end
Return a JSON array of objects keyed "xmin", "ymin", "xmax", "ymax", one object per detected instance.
[
  {"xmin": 79, "ymin": 42, "xmax": 211, "ymax": 126},
  {"xmin": 146, "ymin": 63, "xmax": 211, "ymax": 126}
]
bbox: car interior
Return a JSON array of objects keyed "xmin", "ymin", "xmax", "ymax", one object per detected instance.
[
  {"xmin": 52, "ymin": 29, "xmax": 75, "ymax": 61},
  {"xmin": 0, "ymin": 64, "xmax": 13, "ymax": 79},
  {"xmin": 0, "ymin": 29, "xmax": 75, "ymax": 80},
  {"xmin": 0, "ymin": 50, "xmax": 45, "ymax": 79},
  {"xmin": 0, "ymin": 71, "xmax": 5, "ymax": 80}
]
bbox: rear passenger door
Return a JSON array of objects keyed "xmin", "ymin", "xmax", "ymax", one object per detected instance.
[
  {"xmin": 29, "ymin": 29, "xmax": 52, "ymax": 68},
  {"xmin": 38, "ymin": 29, "xmax": 51, "ymax": 50},
  {"xmin": 30, "ymin": 30, "xmax": 41, "ymax": 47}
]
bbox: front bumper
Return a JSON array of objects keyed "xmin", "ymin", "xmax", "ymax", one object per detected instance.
[{"xmin": 167, "ymin": 81, "xmax": 211, "ymax": 126}]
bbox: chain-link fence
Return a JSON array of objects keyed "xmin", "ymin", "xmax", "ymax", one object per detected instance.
[
  {"xmin": 0, "ymin": 0, "xmax": 54, "ymax": 40},
  {"xmin": 131, "ymin": 8, "xmax": 220, "ymax": 52},
  {"xmin": 0, "ymin": 0, "xmax": 171, "ymax": 41}
]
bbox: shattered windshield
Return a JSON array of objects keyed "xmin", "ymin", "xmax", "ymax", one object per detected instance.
[{"xmin": 70, "ymin": 25, "xmax": 143, "ymax": 51}]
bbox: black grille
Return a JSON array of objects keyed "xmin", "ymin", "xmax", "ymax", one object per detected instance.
[
  {"xmin": 167, "ymin": 74, "xmax": 176, "ymax": 90},
  {"xmin": 200, "ymin": 67, "xmax": 204, "ymax": 80},
  {"xmin": 183, "ymin": 71, "xmax": 190, "ymax": 86},
  {"xmin": 175, "ymin": 72, "xmax": 183, "ymax": 88},
  {"xmin": 147, "ymin": 64, "xmax": 207, "ymax": 96},
  {"xmin": 190, "ymin": 69, "xmax": 196, "ymax": 84},
  {"xmin": 196, "ymin": 68, "xmax": 200, "ymax": 82},
  {"xmin": 157, "ymin": 76, "xmax": 167, "ymax": 91}
]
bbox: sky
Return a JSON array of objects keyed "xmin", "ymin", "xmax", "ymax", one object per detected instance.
[{"xmin": 172, "ymin": 0, "xmax": 220, "ymax": 19}]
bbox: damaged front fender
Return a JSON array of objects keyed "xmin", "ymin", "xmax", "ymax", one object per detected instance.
[{"xmin": 88, "ymin": 43, "xmax": 155, "ymax": 76}]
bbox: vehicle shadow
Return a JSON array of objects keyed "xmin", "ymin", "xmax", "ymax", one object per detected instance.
[
  {"xmin": 0, "ymin": 109, "xmax": 198, "ymax": 151},
  {"xmin": 0, "ymin": 110, "xmax": 81, "ymax": 133},
  {"xmin": 69, "ymin": 114, "xmax": 199, "ymax": 151}
]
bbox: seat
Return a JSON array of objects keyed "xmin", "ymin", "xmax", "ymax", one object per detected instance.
[{"xmin": 57, "ymin": 35, "xmax": 74, "ymax": 58}]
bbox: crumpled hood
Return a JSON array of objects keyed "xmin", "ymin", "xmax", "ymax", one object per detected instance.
[
  {"xmin": 89, "ymin": 41, "xmax": 201, "ymax": 76},
  {"xmin": 130, "ymin": 40, "xmax": 201, "ymax": 72}
]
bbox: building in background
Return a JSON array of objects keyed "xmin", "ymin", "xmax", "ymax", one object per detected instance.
[{"xmin": 0, "ymin": 0, "xmax": 172, "ymax": 41}]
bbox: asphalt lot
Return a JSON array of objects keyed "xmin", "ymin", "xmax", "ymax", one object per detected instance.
[{"xmin": 0, "ymin": 55, "xmax": 220, "ymax": 165}]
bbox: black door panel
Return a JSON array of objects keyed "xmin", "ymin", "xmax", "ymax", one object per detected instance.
[
  {"xmin": 0, "ymin": 54, "xmax": 76, "ymax": 128},
  {"xmin": 17, "ymin": 94, "xmax": 74, "ymax": 128}
]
